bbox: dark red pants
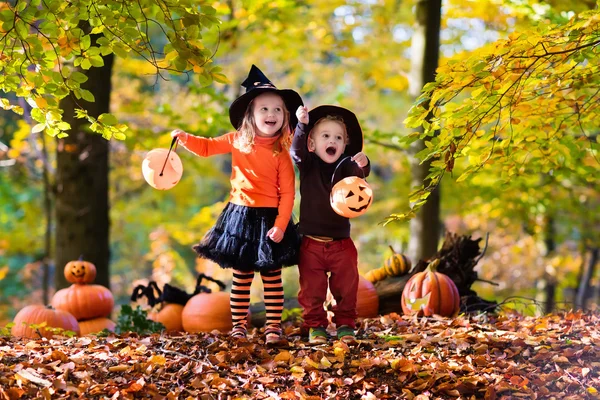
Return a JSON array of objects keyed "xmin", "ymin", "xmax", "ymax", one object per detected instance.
[{"xmin": 298, "ymin": 237, "xmax": 359, "ymax": 329}]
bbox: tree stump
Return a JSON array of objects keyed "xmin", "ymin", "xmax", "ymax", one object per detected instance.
[{"xmin": 374, "ymin": 232, "xmax": 497, "ymax": 314}]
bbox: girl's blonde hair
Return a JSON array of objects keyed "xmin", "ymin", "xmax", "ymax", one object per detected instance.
[{"xmin": 233, "ymin": 95, "xmax": 292, "ymax": 155}]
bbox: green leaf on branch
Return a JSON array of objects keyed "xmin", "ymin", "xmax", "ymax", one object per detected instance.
[{"xmin": 98, "ymin": 113, "xmax": 118, "ymax": 125}]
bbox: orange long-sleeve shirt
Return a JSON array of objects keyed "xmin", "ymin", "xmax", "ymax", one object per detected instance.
[{"xmin": 180, "ymin": 132, "xmax": 295, "ymax": 232}]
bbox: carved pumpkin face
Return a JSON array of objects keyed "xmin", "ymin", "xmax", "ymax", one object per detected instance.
[
  {"xmin": 64, "ymin": 260, "xmax": 97, "ymax": 284},
  {"xmin": 330, "ymin": 176, "xmax": 373, "ymax": 218},
  {"xmin": 142, "ymin": 148, "xmax": 183, "ymax": 190},
  {"xmin": 401, "ymin": 266, "xmax": 460, "ymax": 317}
]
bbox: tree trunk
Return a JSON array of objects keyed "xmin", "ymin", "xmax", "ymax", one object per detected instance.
[
  {"xmin": 535, "ymin": 214, "xmax": 556, "ymax": 314},
  {"xmin": 576, "ymin": 248, "xmax": 598, "ymax": 310},
  {"xmin": 55, "ymin": 35, "xmax": 114, "ymax": 291},
  {"xmin": 407, "ymin": 0, "xmax": 442, "ymax": 263},
  {"xmin": 593, "ymin": 254, "xmax": 600, "ymax": 306},
  {"xmin": 40, "ymin": 130, "xmax": 52, "ymax": 304}
]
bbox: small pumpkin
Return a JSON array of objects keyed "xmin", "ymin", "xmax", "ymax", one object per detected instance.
[
  {"xmin": 64, "ymin": 258, "xmax": 97, "ymax": 284},
  {"xmin": 383, "ymin": 246, "xmax": 411, "ymax": 277},
  {"xmin": 181, "ymin": 274, "xmax": 232, "ymax": 333},
  {"xmin": 142, "ymin": 143, "xmax": 183, "ymax": 191},
  {"xmin": 356, "ymin": 276, "xmax": 379, "ymax": 318},
  {"xmin": 365, "ymin": 246, "xmax": 411, "ymax": 283},
  {"xmin": 330, "ymin": 176, "xmax": 373, "ymax": 218},
  {"xmin": 364, "ymin": 267, "xmax": 387, "ymax": 283},
  {"xmin": 52, "ymin": 284, "xmax": 114, "ymax": 320},
  {"xmin": 401, "ymin": 259, "xmax": 460, "ymax": 317},
  {"xmin": 79, "ymin": 317, "xmax": 116, "ymax": 335},
  {"xmin": 149, "ymin": 304, "xmax": 185, "ymax": 332},
  {"xmin": 12, "ymin": 305, "xmax": 80, "ymax": 339}
]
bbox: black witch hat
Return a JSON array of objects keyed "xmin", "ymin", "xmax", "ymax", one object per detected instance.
[
  {"xmin": 307, "ymin": 105, "xmax": 364, "ymax": 156},
  {"xmin": 229, "ymin": 65, "xmax": 303, "ymax": 131}
]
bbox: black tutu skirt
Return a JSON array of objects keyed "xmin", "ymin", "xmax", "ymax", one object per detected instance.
[{"xmin": 193, "ymin": 203, "xmax": 300, "ymax": 272}]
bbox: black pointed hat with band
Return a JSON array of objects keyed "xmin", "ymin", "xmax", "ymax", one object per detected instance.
[
  {"xmin": 307, "ymin": 105, "xmax": 363, "ymax": 157},
  {"xmin": 229, "ymin": 65, "xmax": 304, "ymax": 131}
]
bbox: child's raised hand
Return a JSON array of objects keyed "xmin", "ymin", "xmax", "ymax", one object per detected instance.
[
  {"xmin": 296, "ymin": 106, "xmax": 309, "ymax": 125},
  {"xmin": 267, "ymin": 226, "xmax": 284, "ymax": 243},
  {"xmin": 351, "ymin": 152, "xmax": 368, "ymax": 168},
  {"xmin": 171, "ymin": 129, "xmax": 188, "ymax": 143}
]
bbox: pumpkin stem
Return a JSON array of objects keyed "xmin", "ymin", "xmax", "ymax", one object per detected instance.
[
  {"xmin": 78, "ymin": 254, "xmax": 84, "ymax": 261},
  {"xmin": 388, "ymin": 245, "xmax": 395, "ymax": 254},
  {"xmin": 425, "ymin": 259, "xmax": 440, "ymax": 273}
]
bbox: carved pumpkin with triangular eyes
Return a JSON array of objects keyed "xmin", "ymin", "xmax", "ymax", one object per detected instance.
[{"xmin": 330, "ymin": 176, "xmax": 373, "ymax": 218}]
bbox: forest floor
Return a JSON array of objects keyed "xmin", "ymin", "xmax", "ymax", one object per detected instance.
[{"xmin": 0, "ymin": 310, "xmax": 598, "ymax": 399}]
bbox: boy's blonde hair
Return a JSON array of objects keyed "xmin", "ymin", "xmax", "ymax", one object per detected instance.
[
  {"xmin": 309, "ymin": 115, "xmax": 350, "ymax": 144},
  {"xmin": 233, "ymin": 96, "xmax": 292, "ymax": 155}
]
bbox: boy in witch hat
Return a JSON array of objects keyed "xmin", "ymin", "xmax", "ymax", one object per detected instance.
[{"xmin": 291, "ymin": 105, "xmax": 371, "ymax": 345}]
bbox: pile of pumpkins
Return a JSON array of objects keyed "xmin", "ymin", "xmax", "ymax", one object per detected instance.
[
  {"xmin": 12, "ymin": 259, "xmax": 115, "ymax": 339},
  {"xmin": 131, "ymin": 274, "xmax": 233, "ymax": 334}
]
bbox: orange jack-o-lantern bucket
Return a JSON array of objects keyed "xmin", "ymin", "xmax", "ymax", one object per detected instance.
[
  {"xmin": 142, "ymin": 138, "xmax": 183, "ymax": 190},
  {"xmin": 329, "ymin": 157, "xmax": 373, "ymax": 218}
]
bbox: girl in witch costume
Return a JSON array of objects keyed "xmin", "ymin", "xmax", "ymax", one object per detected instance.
[{"xmin": 170, "ymin": 65, "xmax": 303, "ymax": 346}]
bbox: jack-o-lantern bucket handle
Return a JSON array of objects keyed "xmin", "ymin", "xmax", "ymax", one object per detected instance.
[
  {"xmin": 193, "ymin": 273, "xmax": 226, "ymax": 295},
  {"xmin": 329, "ymin": 156, "xmax": 366, "ymax": 190},
  {"xmin": 159, "ymin": 137, "xmax": 178, "ymax": 177}
]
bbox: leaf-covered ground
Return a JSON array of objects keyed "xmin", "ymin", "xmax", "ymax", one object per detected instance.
[{"xmin": 1, "ymin": 311, "xmax": 598, "ymax": 399}]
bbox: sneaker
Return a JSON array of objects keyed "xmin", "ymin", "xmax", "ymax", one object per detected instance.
[
  {"xmin": 309, "ymin": 327, "xmax": 328, "ymax": 345},
  {"xmin": 336, "ymin": 325, "xmax": 358, "ymax": 345}
]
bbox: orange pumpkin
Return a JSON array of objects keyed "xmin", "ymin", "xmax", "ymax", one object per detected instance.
[
  {"xmin": 330, "ymin": 176, "xmax": 373, "ymax": 218},
  {"xmin": 182, "ymin": 292, "xmax": 232, "ymax": 333},
  {"xmin": 364, "ymin": 267, "xmax": 387, "ymax": 283},
  {"xmin": 401, "ymin": 260, "xmax": 460, "ymax": 317},
  {"xmin": 52, "ymin": 284, "xmax": 114, "ymax": 320},
  {"xmin": 64, "ymin": 259, "xmax": 97, "ymax": 284},
  {"xmin": 148, "ymin": 304, "xmax": 184, "ymax": 332},
  {"xmin": 356, "ymin": 276, "xmax": 379, "ymax": 318},
  {"xmin": 79, "ymin": 317, "xmax": 116, "ymax": 335},
  {"xmin": 181, "ymin": 274, "xmax": 232, "ymax": 333},
  {"xmin": 12, "ymin": 305, "xmax": 80, "ymax": 339},
  {"xmin": 142, "ymin": 146, "xmax": 183, "ymax": 191}
]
